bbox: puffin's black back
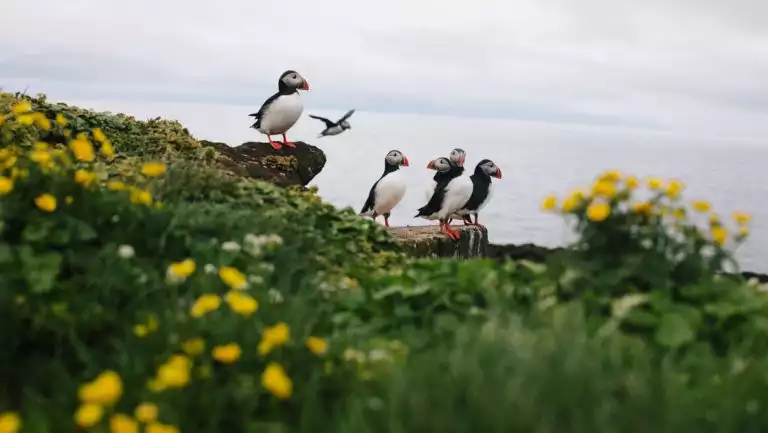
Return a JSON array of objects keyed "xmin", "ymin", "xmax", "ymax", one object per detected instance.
[
  {"xmin": 359, "ymin": 160, "xmax": 401, "ymax": 215},
  {"xmin": 460, "ymin": 159, "xmax": 494, "ymax": 212},
  {"xmin": 416, "ymin": 165, "xmax": 464, "ymax": 217}
]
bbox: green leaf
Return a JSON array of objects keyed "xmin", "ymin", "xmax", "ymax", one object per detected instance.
[
  {"xmin": 73, "ymin": 220, "xmax": 98, "ymax": 241},
  {"xmin": 19, "ymin": 246, "xmax": 63, "ymax": 294},
  {"xmin": 655, "ymin": 313, "xmax": 695, "ymax": 348},
  {"xmin": 0, "ymin": 243, "xmax": 13, "ymax": 264},
  {"xmin": 22, "ymin": 220, "xmax": 56, "ymax": 243}
]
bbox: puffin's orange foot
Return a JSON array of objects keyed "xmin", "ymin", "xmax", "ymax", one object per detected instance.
[{"xmin": 282, "ymin": 134, "xmax": 297, "ymax": 148}]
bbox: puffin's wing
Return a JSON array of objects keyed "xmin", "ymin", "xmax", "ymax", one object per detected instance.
[
  {"xmin": 337, "ymin": 108, "xmax": 356, "ymax": 123},
  {"xmin": 415, "ymin": 178, "xmax": 450, "ymax": 218},
  {"xmin": 359, "ymin": 180, "xmax": 380, "ymax": 216},
  {"xmin": 308, "ymin": 114, "xmax": 336, "ymax": 128},
  {"xmin": 248, "ymin": 92, "xmax": 281, "ymax": 129}
]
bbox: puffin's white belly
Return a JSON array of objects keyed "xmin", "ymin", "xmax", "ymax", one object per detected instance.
[
  {"xmin": 424, "ymin": 181, "xmax": 436, "ymax": 202},
  {"xmin": 438, "ymin": 175, "xmax": 474, "ymax": 220},
  {"xmin": 258, "ymin": 93, "xmax": 304, "ymax": 135},
  {"xmin": 323, "ymin": 125, "xmax": 344, "ymax": 136},
  {"xmin": 477, "ymin": 183, "xmax": 494, "ymax": 212},
  {"xmin": 374, "ymin": 170, "xmax": 407, "ymax": 215}
]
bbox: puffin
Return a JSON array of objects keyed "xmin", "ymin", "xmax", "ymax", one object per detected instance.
[
  {"xmin": 424, "ymin": 148, "xmax": 466, "ymax": 202},
  {"xmin": 415, "ymin": 156, "xmax": 473, "ymax": 240},
  {"xmin": 309, "ymin": 109, "xmax": 356, "ymax": 138},
  {"xmin": 248, "ymin": 70, "xmax": 310, "ymax": 150},
  {"xmin": 450, "ymin": 159, "xmax": 502, "ymax": 227},
  {"xmin": 359, "ymin": 150, "xmax": 410, "ymax": 227}
]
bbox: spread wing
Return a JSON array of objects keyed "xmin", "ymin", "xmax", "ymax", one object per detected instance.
[
  {"xmin": 248, "ymin": 92, "xmax": 280, "ymax": 129},
  {"xmin": 337, "ymin": 108, "xmax": 356, "ymax": 123},
  {"xmin": 308, "ymin": 114, "xmax": 336, "ymax": 128}
]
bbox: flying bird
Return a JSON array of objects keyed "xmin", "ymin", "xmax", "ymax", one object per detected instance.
[{"xmin": 309, "ymin": 109, "xmax": 356, "ymax": 138}]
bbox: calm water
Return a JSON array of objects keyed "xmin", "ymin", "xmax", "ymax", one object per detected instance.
[{"xmin": 70, "ymin": 100, "xmax": 768, "ymax": 272}]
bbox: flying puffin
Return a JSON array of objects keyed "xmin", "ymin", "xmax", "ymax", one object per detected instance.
[
  {"xmin": 248, "ymin": 70, "xmax": 310, "ymax": 150},
  {"xmin": 424, "ymin": 148, "xmax": 466, "ymax": 202},
  {"xmin": 415, "ymin": 156, "xmax": 473, "ymax": 240},
  {"xmin": 450, "ymin": 159, "xmax": 502, "ymax": 227},
  {"xmin": 309, "ymin": 109, "xmax": 356, "ymax": 138},
  {"xmin": 359, "ymin": 150, "xmax": 410, "ymax": 227}
]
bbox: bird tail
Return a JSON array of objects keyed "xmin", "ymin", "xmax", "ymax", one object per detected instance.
[{"xmin": 317, "ymin": 133, "xmax": 324, "ymax": 138}]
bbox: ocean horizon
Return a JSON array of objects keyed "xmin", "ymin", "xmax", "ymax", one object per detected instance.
[{"xmin": 67, "ymin": 98, "xmax": 768, "ymax": 273}]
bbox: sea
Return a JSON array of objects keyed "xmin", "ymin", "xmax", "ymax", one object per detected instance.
[{"xmin": 69, "ymin": 100, "xmax": 768, "ymax": 273}]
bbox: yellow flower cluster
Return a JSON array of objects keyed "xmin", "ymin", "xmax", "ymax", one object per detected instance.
[
  {"xmin": 133, "ymin": 314, "xmax": 160, "ymax": 338},
  {"xmin": 0, "ymin": 412, "xmax": 21, "ymax": 433},
  {"xmin": 75, "ymin": 371, "xmax": 123, "ymax": 427},
  {"xmin": 258, "ymin": 322, "xmax": 290, "ymax": 355},
  {"xmin": 540, "ymin": 170, "xmax": 752, "ymax": 247},
  {"xmin": 149, "ymin": 355, "xmax": 193, "ymax": 391}
]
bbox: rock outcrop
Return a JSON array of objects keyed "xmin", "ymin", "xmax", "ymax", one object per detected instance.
[
  {"xmin": 202, "ymin": 140, "xmax": 326, "ymax": 187},
  {"xmin": 388, "ymin": 225, "xmax": 489, "ymax": 259}
]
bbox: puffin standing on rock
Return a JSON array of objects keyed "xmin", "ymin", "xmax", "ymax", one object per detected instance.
[
  {"xmin": 309, "ymin": 109, "xmax": 356, "ymax": 138},
  {"xmin": 415, "ymin": 156, "xmax": 473, "ymax": 240},
  {"xmin": 450, "ymin": 159, "xmax": 502, "ymax": 227},
  {"xmin": 359, "ymin": 150, "xmax": 410, "ymax": 227},
  {"xmin": 249, "ymin": 70, "xmax": 310, "ymax": 150}
]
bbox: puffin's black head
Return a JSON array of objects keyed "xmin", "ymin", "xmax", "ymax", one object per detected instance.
[
  {"xmin": 385, "ymin": 149, "xmax": 409, "ymax": 167},
  {"xmin": 340, "ymin": 121, "xmax": 351, "ymax": 130},
  {"xmin": 449, "ymin": 148, "xmax": 466, "ymax": 167},
  {"xmin": 279, "ymin": 70, "xmax": 310, "ymax": 91},
  {"xmin": 426, "ymin": 157, "xmax": 452, "ymax": 172},
  {"xmin": 476, "ymin": 159, "xmax": 502, "ymax": 179}
]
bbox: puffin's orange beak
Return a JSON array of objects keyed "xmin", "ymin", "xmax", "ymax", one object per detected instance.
[
  {"xmin": 495, "ymin": 168, "xmax": 503, "ymax": 179},
  {"xmin": 426, "ymin": 160, "xmax": 436, "ymax": 170},
  {"xmin": 402, "ymin": 156, "xmax": 410, "ymax": 167},
  {"xmin": 301, "ymin": 80, "xmax": 310, "ymax": 91}
]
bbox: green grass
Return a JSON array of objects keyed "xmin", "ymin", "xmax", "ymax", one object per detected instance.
[{"xmin": 1, "ymin": 93, "xmax": 767, "ymax": 433}]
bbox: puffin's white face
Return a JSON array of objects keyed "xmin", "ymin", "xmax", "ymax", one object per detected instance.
[
  {"xmin": 479, "ymin": 159, "xmax": 502, "ymax": 179},
  {"xmin": 340, "ymin": 121, "xmax": 351, "ymax": 129},
  {"xmin": 427, "ymin": 157, "xmax": 452, "ymax": 172},
  {"xmin": 385, "ymin": 150, "xmax": 409, "ymax": 167},
  {"xmin": 449, "ymin": 148, "xmax": 466, "ymax": 167},
  {"xmin": 280, "ymin": 71, "xmax": 310, "ymax": 91}
]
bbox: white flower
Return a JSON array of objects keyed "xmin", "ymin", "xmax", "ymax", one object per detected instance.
[
  {"xmin": 204, "ymin": 263, "xmax": 217, "ymax": 274},
  {"xmin": 268, "ymin": 288, "xmax": 284, "ymax": 304},
  {"xmin": 248, "ymin": 275, "xmax": 265, "ymax": 285},
  {"xmin": 117, "ymin": 244, "xmax": 135, "ymax": 259},
  {"xmin": 221, "ymin": 241, "xmax": 241, "ymax": 252}
]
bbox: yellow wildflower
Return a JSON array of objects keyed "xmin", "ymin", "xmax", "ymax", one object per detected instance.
[
  {"xmin": 134, "ymin": 403, "xmax": 159, "ymax": 423},
  {"xmin": 624, "ymin": 175, "xmax": 639, "ymax": 190},
  {"xmin": 732, "ymin": 211, "xmax": 751, "ymax": 225},
  {"xmin": 109, "ymin": 414, "xmax": 139, "ymax": 433},
  {"xmin": 181, "ymin": 338, "xmax": 206, "ymax": 356},
  {"xmin": 93, "ymin": 128, "xmax": 107, "ymax": 143},
  {"xmin": 692, "ymin": 200, "xmax": 711, "ymax": 213},
  {"xmin": 190, "ymin": 294, "xmax": 221, "ymax": 318},
  {"xmin": 665, "ymin": 180, "xmax": 684, "ymax": 199},
  {"xmin": 107, "ymin": 180, "xmax": 126, "ymax": 191},
  {"xmin": 586, "ymin": 202, "xmax": 610, "ymax": 222},
  {"xmin": 709, "ymin": 213, "xmax": 720, "ymax": 226},
  {"xmin": 75, "ymin": 169, "xmax": 97, "ymax": 186},
  {"xmin": 141, "ymin": 162, "xmax": 167, "ymax": 177},
  {"xmin": 225, "ymin": 291, "xmax": 259, "ymax": 316},
  {"xmin": 146, "ymin": 422, "xmax": 180, "ymax": 433},
  {"xmin": 213, "ymin": 343, "xmax": 242, "ymax": 364},
  {"xmin": 219, "ymin": 266, "xmax": 248, "ymax": 290},
  {"xmin": 258, "ymin": 322, "xmax": 290, "ymax": 355},
  {"xmin": 16, "ymin": 114, "xmax": 34, "ymax": 126},
  {"xmin": 0, "ymin": 412, "xmax": 21, "ymax": 433},
  {"xmin": 598, "ymin": 170, "xmax": 622, "ymax": 182},
  {"xmin": 306, "ymin": 336, "xmax": 328, "ymax": 355},
  {"xmin": 130, "ymin": 187, "xmax": 153, "ymax": 206},
  {"xmin": 711, "ymin": 226, "xmax": 727, "ymax": 245},
  {"xmin": 133, "ymin": 324, "xmax": 149, "ymax": 338},
  {"xmin": 33, "ymin": 141, "xmax": 49, "ymax": 151},
  {"xmin": 34, "ymin": 194, "xmax": 57, "ymax": 212},
  {"xmin": 167, "ymin": 258, "xmax": 196, "ymax": 281},
  {"xmin": 3, "ymin": 156, "xmax": 16, "ymax": 169},
  {"xmin": 30, "ymin": 150, "xmax": 52, "ymax": 166},
  {"xmin": 592, "ymin": 180, "xmax": 616, "ymax": 198},
  {"xmin": 55, "ymin": 113, "xmax": 68, "ymax": 126},
  {"xmin": 74, "ymin": 404, "xmax": 104, "ymax": 428},
  {"xmin": 63, "ymin": 129, "xmax": 72, "ymax": 137},
  {"xmin": 631, "ymin": 201, "xmax": 653, "ymax": 216},
  {"xmin": 101, "ymin": 140, "xmax": 116, "ymax": 158},
  {"xmin": 647, "ymin": 177, "xmax": 664, "ymax": 190},
  {"xmin": 671, "ymin": 208, "xmax": 686, "ymax": 220},
  {"xmin": 0, "ymin": 177, "xmax": 14, "ymax": 196},
  {"xmin": 32, "ymin": 112, "xmax": 51, "ymax": 130},
  {"xmin": 738, "ymin": 226, "xmax": 749, "ymax": 237},
  {"xmin": 561, "ymin": 190, "xmax": 583, "ymax": 212},
  {"xmin": 261, "ymin": 362, "xmax": 293, "ymax": 400},
  {"xmin": 156, "ymin": 355, "xmax": 192, "ymax": 389},
  {"xmin": 0, "ymin": 116, "xmax": 5, "ymax": 127},
  {"xmin": 78, "ymin": 370, "xmax": 123, "ymax": 405},
  {"xmin": 541, "ymin": 194, "xmax": 557, "ymax": 211},
  {"xmin": 11, "ymin": 100, "xmax": 31, "ymax": 115},
  {"xmin": 69, "ymin": 138, "xmax": 96, "ymax": 162}
]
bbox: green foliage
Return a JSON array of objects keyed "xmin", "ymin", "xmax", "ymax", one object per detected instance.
[{"xmin": 2, "ymin": 94, "xmax": 768, "ymax": 433}]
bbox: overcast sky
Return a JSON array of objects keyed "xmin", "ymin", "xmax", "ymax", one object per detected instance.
[{"xmin": 2, "ymin": 0, "xmax": 767, "ymax": 138}]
